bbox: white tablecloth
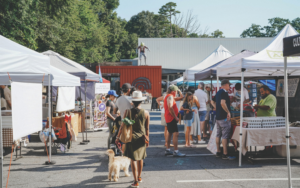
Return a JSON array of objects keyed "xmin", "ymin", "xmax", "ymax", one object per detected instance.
[{"xmin": 231, "ymin": 127, "xmax": 300, "ymax": 155}]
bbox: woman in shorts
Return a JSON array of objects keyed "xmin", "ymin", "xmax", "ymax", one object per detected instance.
[{"xmin": 181, "ymin": 92, "xmax": 197, "ymax": 147}]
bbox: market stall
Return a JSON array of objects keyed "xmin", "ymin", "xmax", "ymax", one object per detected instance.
[
  {"xmin": 217, "ymin": 24, "xmax": 300, "ymax": 188},
  {"xmin": 42, "ymin": 50, "xmax": 100, "ymax": 145},
  {"xmin": 0, "ymin": 35, "xmax": 52, "ymax": 184}
]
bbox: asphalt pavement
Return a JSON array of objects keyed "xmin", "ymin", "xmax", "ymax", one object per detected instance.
[{"xmin": 2, "ymin": 103, "xmax": 300, "ymax": 188}]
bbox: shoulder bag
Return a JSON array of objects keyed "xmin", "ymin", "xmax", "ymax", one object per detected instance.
[{"xmin": 119, "ymin": 109, "xmax": 133, "ymax": 143}]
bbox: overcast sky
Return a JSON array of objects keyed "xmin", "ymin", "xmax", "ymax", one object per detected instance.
[{"xmin": 116, "ymin": 0, "xmax": 300, "ymax": 37}]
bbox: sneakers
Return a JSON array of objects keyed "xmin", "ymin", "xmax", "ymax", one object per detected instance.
[
  {"xmin": 138, "ymin": 177, "xmax": 142, "ymax": 182},
  {"xmin": 198, "ymin": 140, "xmax": 206, "ymax": 144},
  {"xmin": 131, "ymin": 181, "xmax": 139, "ymax": 187},
  {"xmin": 173, "ymin": 151, "xmax": 186, "ymax": 157},
  {"xmin": 216, "ymin": 152, "xmax": 222, "ymax": 158},
  {"xmin": 165, "ymin": 149, "xmax": 173, "ymax": 156},
  {"xmin": 222, "ymin": 154, "xmax": 236, "ymax": 160}
]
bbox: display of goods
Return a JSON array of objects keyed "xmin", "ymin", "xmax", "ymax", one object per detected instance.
[
  {"xmin": 243, "ymin": 117, "xmax": 262, "ymax": 128},
  {"xmin": 260, "ymin": 117, "xmax": 276, "ymax": 128},
  {"xmin": 275, "ymin": 117, "xmax": 286, "ymax": 127}
]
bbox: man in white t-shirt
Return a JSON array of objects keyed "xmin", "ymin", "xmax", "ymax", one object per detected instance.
[
  {"xmin": 114, "ymin": 83, "xmax": 133, "ymax": 119},
  {"xmin": 233, "ymin": 83, "xmax": 250, "ymax": 104},
  {"xmin": 194, "ymin": 82, "xmax": 209, "ymax": 141}
]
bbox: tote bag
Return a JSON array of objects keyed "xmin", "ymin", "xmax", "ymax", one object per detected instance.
[{"xmin": 119, "ymin": 109, "xmax": 133, "ymax": 143}]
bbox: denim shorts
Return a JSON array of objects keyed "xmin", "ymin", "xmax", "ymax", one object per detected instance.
[
  {"xmin": 184, "ymin": 116, "xmax": 194, "ymax": 127},
  {"xmin": 198, "ymin": 111, "xmax": 207, "ymax": 122}
]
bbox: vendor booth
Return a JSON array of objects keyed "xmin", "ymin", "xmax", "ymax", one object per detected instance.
[
  {"xmin": 42, "ymin": 50, "xmax": 100, "ymax": 144},
  {"xmin": 0, "ymin": 35, "xmax": 52, "ymax": 184},
  {"xmin": 217, "ymin": 24, "xmax": 300, "ymax": 188}
]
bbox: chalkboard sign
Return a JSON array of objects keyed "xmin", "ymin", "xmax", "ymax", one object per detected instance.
[{"xmin": 276, "ymin": 78, "xmax": 299, "ymax": 97}]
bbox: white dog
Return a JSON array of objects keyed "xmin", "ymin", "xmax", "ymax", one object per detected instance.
[{"xmin": 106, "ymin": 149, "xmax": 131, "ymax": 182}]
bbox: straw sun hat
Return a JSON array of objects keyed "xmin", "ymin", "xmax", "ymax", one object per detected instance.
[{"xmin": 129, "ymin": 91, "xmax": 147, "ymax": 101}]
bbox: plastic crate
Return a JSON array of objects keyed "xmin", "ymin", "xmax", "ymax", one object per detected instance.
[
  {"xmin": 243, "ymin": 117, "xmax": 262, "ymax": 123},
  {"xmin": 262, "ymin": 122, "xmax": 276, "ymax": 128},
  {"xmin": 247, "ymin": 122, "xmax": 262, "ymax": 128}
]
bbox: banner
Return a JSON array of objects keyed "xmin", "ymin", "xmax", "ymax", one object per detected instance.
[
  {"xmin": 276, "ymin": 78, "xmax": 299, "ymax": 97},
  {"xmin": 93, "ymin": 83, "xmax": 110, "ymax": 130}
]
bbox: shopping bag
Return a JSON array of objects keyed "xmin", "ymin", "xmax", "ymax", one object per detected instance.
[
  {"xmin": 71, "ymin": 128, "xmax": 77, "ymax": 141},
  {"xmin": 207, "ymin": 123, "xmax": 217, "ymax": 154},
  {"xmin": 119, "ymin": 110, "xmax": 133, "ymax": 143}
]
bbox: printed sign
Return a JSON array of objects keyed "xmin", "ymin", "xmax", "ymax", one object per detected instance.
[
  {"xmin": 276, "ymin": 78, "xmax": 299, "ymax": 97},
  {"xmin": 95, "ymin": 83, "xmax": 110, "ymax": 94}
]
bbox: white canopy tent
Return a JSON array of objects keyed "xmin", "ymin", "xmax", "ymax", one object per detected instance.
[
  {"xmin": 0, "ymin": 66, "xmax": 80, "ymax": 86},
  {"xmin": 42, "ymin": 50, "xmax": 99, "ymax": 145},
  {"xmin": 0, "ymin": 35, "xmax": 53, "ymax": 186},
  {"xmin": 217, "ymin": 24, "xmax": 299, "ymax": 187},
  {"xmin": 183, "ymin": 45, "xmax": 233, "ymax": 81}
]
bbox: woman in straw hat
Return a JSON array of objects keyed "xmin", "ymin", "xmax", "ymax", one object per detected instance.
[{"xmin": 115, "ymin": 91, "xmax": 150, "ymax": 188}]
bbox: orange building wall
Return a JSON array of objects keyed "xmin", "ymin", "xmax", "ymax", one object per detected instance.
[{"xmin": 96, "ymin": 66, "xmax": 162, "ymax": 97}]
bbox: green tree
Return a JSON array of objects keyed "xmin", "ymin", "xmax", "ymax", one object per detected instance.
[
  {"xmin": 188, "ymin": 33, "xmax": 199, "ymax": 38},
  {"xmin": 211, "ymin": 29, "xmax": 225, "ymax": 38},
  {"xmin": 240, "ymin": 24, "xmax": 265, "ymax": 38},
  {"xmin": 0, "ymin": 0, "xmax": 38, "ymax": 49},
  {"xmin": 158, "ymin": 2, "xmax": 180, "ymax": 37},
  {"xmin": 240, "ymin": 17, "xmax": 299, "ymax": 38}
]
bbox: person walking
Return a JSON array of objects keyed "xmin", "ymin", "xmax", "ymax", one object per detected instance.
[
  {"xmin": 187, "ymin": 88, "xmax": 202, "ymax": 144},
  {"xmin": 114, "ymin": 83, "xmax": 133, "ymax": 119},
  {"xmin": 156, "ymin": 90, "xmax": 183, "ymax": 147},
  {"xmin": 194, "ymin": 82, "xmax": 208, "ymax": 142},
  {"xmin": 205, "ymin": 84, "xmax": 214, "ymax": 136},
  {"xmin": 180, "ymin": 92, "xmax": 197, "ymax": 147},
  {"xmin": 164, "ymin": 85, "xmax": 186, "ymax": 157},
  {"xmin": 105, "ymin": 90, "xmax": 118, "ymax": 149},
  {"xmin": 115, "ymin": 91, "xmax": 150, "ymax": 188},
  {"xmin": 211, "ymin": 80, "xmax": 235, "ymax": 160}
]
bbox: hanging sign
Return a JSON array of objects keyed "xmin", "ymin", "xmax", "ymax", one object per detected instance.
[
  {"xmin": 276, "ymin": 78, "xmax": 299, "ymax": 97},
  {"xmin": 95, "ymin": 83, "xmax": 110, "ymax": 94}
]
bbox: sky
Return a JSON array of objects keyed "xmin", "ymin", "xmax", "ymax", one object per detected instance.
[{"xmin": 116, "ymin": 0, "xmax": 300, "ymax": 37}]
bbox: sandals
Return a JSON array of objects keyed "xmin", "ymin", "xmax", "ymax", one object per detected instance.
[{"xmin": 131, "ymin": 181, "xmax": 139, "ymax": 187}]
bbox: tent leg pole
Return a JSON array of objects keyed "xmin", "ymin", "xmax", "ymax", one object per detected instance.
[
  {"xmin": 217, "ymin": 75, "xmax": 219, "ymax": 92},
  {"xmin": 84, "ymin": 79, "xmax": 89, "ymax": 143},
  {"xmin": 80, "ymin": 80, "xmax": 88, "ymax": 145},
  {"xmin": 0, "ymin": 92, "xmax": 3, "ymax": 188},
  {"xmin": 284, "ymin": 57, "xmax": 292, "ymax": 188},
  {"xmin": 239, "ymin": 70, "xmax": 245, "ymax": 167},
  {"xmin": 210, "ymin": 76, "xmax": 213, "ymax": 100},
  {"xmin": 46, "ymin": 74, "xmax": 55, "ymax": 165}
]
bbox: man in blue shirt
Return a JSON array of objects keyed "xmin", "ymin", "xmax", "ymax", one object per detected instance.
[{"xmin": 211, "ymin": 79, "xmax": 235, "ymax": 160}]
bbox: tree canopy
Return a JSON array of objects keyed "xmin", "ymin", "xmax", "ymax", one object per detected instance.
[
  {"xmin": 0, "ymin": 0, "xmax": 226, "ymax": 65},
  {"xmin": 241, "ymin": 17, "xmax": 300, "ymax": 37}
]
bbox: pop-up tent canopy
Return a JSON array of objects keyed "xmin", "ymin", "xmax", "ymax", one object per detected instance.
[
  {"xmin": 42, "ymin": 50, "xmax": 100, "ymax": 81},
  {"xmin": 217, "ymin": 24, "xmax": 299, "ymax": 187},
  {"xmin": 183, "ymin": 45, "xmax": 233, "ymax": 81},
  {"xmin": 0, "ymin": 66, "xmax": 80, "ymax": 86},
  {"xmin": 217, "ymin": 25, "xmax": 300, "ymax": 78},
  {"xmin": 0, "ymin": 36, "xmax": 50, "ymax": 74},
  {"xmin": 195, "ymin": 50, "xmax": 256, "ymax": 80}
]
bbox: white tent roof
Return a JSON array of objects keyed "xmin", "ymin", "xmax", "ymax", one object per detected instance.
[
  {"xmin": 170, "ymin": 77, "xmax": 184, "ymax": 84},
  {"xmin": 0, "ymin": 35, "xmax": 50, "ymax": 74},
  {"xmin": 183, "ymin": 45, "xmax": 233, "ymax": 81},
  {"xmin": 0, "ymin": 66, "xmax": 80, "ymax": 86},
  {"xmin": 217, "ymin": 24, "xmax": 300, "ymax": 78},
  {"xmin": 43, "ymin": 50, "xmax": 100, "ymax": 81}
]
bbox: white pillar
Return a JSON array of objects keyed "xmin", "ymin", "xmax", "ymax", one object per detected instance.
[
  {"xmin": 239, "ymin": 70, "xmax": 244, "ymax": 167},
  {"xmin": 284, "ymin": 56, "xmax": 292, "ymax": 188},
  {"xmin": 48, "ymin": 74, "xmax": 52, "ymax": 162}
]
